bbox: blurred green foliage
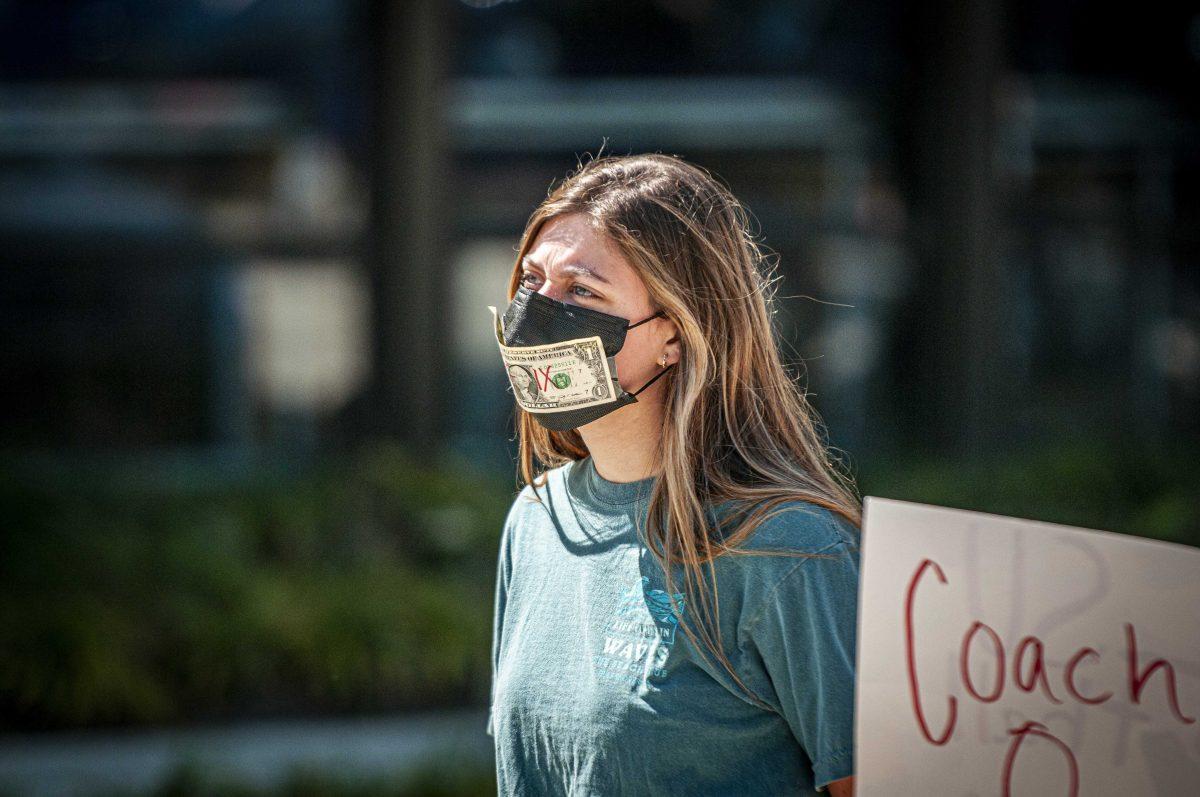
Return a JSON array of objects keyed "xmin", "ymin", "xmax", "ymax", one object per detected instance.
[
  {"xmin": 0, "ymin": 441, "xmax": 513, "ymax": 730},
  {"xmin": 107, "ymin": 757, "xmax": 497, "ymax": 797},
  {"xmin": 0, "ymin": 435, "xmax": 1194, "ymax": 732},
  {"xmin": 858, "ymin": 437, "xmax": 1199, "ymax": 547}
]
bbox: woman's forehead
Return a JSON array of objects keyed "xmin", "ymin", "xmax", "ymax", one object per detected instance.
[{"xmin": 527, "ymin": 215, "xmax": 648, "ymax": 302}]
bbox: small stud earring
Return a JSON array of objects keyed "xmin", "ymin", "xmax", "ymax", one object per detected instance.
[{"xmin": 659, "ymin": 355, "xmax": 668, "ymax": 368}]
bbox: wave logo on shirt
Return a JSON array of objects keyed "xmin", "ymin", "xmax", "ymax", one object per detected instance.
[
  {"xmin": 646, "ymin": 579, "xmax": 687, "ymax": 629},
  {"xmin": 598, "ymin": 577, "xmax": 688, "ymax": 686},
  {"xmin": 616, "ymin": 577, "xmax": 686, "ymax": 628}
]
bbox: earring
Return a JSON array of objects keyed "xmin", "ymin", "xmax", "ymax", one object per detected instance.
[{"xmin": 659, "ymin": 354, "xmax": 668, "ymax": 368}]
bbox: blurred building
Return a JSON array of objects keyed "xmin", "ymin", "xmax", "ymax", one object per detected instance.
[{"xmin": 1, "ymin": 0, "xmax": 1196, "ymax": 479}]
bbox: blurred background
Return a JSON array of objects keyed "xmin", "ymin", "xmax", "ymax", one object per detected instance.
[{"xmin": 1, "ymin": 0, "xmax": 1197, "ymax": 794}]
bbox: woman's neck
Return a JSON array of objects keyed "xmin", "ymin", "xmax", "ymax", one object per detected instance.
[{"xmin": 577, "ymin": 393, "xmax": 665, "ymax": 483}]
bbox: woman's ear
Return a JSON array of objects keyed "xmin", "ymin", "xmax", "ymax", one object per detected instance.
[{"xmin": 661, "ymin": 321, "xmax": 682, "ymax": 367}]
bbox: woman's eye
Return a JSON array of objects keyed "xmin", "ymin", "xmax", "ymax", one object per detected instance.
[{"xmin": 520, "ymin": 272, "xmax": 595, "ymax": 299}]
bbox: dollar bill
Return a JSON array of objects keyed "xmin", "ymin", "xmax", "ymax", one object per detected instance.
[{"xmin": 488, "ymin": 305, "xmax": 620, "ymax": 413}]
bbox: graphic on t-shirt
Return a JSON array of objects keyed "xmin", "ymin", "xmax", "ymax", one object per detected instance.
[{"xmin": 596, "ymin": 576, "xmax": 687, "ymax": 685}]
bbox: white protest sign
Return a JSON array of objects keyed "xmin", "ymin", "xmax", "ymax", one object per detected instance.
[{"xmin": 855, "ymin": 497, "xmax": 1200, "ymax": 795}]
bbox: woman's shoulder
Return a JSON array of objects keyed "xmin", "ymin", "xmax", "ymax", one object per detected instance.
[
  {"xmin": 708, "ymin": 499, "xmax": 862, "ymax": 627},
  {"xmin": 710, "ymin": 497, "xmax": 860, "ymax": 556},
  {"xmin": 503, "ymin": 460, "xmax": 576, "ymax": 524}
]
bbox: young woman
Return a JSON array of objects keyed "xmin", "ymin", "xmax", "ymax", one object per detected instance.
[{"xmin": 486, "ymin": 152, "xmax": 862, "ymax": 796}]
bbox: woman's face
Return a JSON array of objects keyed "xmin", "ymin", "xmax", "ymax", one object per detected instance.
[{"xmin": 519, "ymin": 213, "xmax": 679, "ymax": 397}]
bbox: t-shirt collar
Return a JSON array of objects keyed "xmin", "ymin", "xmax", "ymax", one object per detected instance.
[{"xmin": 570, "ymin": 455, "xmax": 656, "ymax": 507}]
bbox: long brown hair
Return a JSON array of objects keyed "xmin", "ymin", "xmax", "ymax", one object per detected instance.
[{"xmin": 505, "ymin": 150, "xmax": 863, "ymax": 710}]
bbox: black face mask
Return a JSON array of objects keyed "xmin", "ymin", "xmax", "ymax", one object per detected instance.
[{"xmin": 488, "ymin": 285, "xmax": 676, "ymax": 431}]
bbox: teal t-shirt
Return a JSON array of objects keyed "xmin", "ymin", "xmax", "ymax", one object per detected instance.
[{"xmin": 487, "ymin": 456, "xmax": 860, "ymax": 796}]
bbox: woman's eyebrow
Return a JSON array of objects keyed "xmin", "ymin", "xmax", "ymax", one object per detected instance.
[{"xmin": 522, "ymin": 256, "xmax": 611, "ymax": 285}]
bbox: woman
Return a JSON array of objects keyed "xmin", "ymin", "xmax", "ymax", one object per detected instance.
[{"xmin": 486, "ymin": 152, "xmax": 862, "ymax": 796}]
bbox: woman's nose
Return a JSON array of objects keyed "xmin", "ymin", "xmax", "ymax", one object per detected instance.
[{"xmin": 537, "ymin": 282, "xmax": 568, "ymax": 303}]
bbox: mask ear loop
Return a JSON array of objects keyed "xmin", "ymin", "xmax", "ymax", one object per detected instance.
[
  {"xmin": 625, "ymin": 310, "xmax": 665, "ymax": 330},
  {"xmin": 631, "ymin": 362, "xmax": 675, "ymax": 396}
]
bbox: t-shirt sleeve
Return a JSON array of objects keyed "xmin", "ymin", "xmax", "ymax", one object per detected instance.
[
  {"xmin": 486, "ymin": 514, "xmax": 513, "ymax": 738},
  {"xmin": 741, "ymin": 534, "xmax": 860, "ymax": 791}
]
